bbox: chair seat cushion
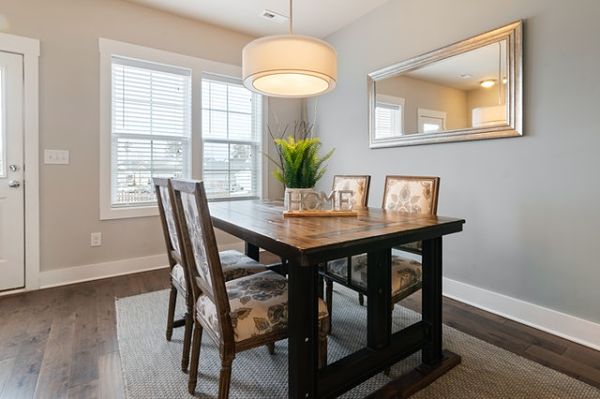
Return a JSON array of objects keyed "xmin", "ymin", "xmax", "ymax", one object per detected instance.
[
  {"xmin": 219, "ymin": 250, "xmax": 268, "ymax": 281},
  {"xmin": 197, "ymin": 271, "xmax": 328, "ymax": 343},
  {"xmin": 326, "ymin": 250, "xmax": 422, "ymax": 299},
  {"xmin": 171, "ymin": 250, "xmax": 267, "ymax": 296}
]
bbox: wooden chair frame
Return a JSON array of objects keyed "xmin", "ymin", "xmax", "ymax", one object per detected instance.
[
  {"xmin": 172, "ymin": 179, "xmax": 328, "ymax": 398},
  {"xmin": 153, "ymin": 177, "xmax": 194, "ymax": 372}
]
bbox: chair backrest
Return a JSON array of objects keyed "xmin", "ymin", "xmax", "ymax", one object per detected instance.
[
  {"xmin": 382, "ymin": 176, "xmax": 440, "ymax": 215},
  {"xmin": 382, "ymin": 175, "xmax": 440, "ymax": 253},
  {"xmin": 332, "ymin": 175, "xmax": 371, "ymax": 209},
  {"xmin": 171, "ymin": 179, "xmax": 233, "ymax": 341},
  {"xmin": 153, "ymin": 178, "xmax": 182, "ymax": 267}
]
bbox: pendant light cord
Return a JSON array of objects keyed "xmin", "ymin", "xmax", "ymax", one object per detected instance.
[{"xmin": 289, "ymin": 0, "xmax": 293, "ymax": 34}]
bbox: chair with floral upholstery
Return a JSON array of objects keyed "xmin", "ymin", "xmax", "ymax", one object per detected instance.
[
  {"xmin": 323, "ymin": 175, "xmax": 439, "ymax": 335},
  {"xmin": 171, "ymin": 179, "xmax": 330, "ymax": 398},
  {"xmin": 153, "ymin": 178, "xmax": 267, "ymax": 372}
]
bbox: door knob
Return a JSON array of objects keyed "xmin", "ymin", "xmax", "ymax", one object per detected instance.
[
  {"xmin": 9, "ymin": 164, "xmax": 19, "ymax": 172},
  {"xmin": 8, "ymin": 180, "xmax": 20, "ymax": 188}
]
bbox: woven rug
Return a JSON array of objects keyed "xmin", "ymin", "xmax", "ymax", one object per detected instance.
[{"xmin": 116, "ymin": 286, "xmax": 600, "ymax": 398}]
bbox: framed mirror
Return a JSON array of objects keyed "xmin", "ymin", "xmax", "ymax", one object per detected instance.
[{"xmin": 368, "ymin": 21, "xmax": 522, "ymax": 148}]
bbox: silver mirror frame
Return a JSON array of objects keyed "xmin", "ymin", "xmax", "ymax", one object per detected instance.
[{"xmin": 368, "ymin": 21, "xmax": 523, "ymax": 148}]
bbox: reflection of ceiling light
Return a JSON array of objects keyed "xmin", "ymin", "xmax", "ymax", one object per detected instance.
[
  {"xmin": 502, "ymin": 77, "xmax": 508, "ymax": 84},
  {"xmin": 480, "ymin": 79, "xmax": 496, "ymax": 88},
  {"xmin": 460, "ymin": 74, "xmax": 472, "ymax": 79},
  {"xmin": 243, "ymin": 0, "xmax": 337, "ymax": 97}
]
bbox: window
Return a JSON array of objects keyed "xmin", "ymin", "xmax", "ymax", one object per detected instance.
[
  {"xmin": 375, "ymin": 94, "xmax": 404, "ymax": 139},
  {"xmin": 0, "ymin": 68, "xmax": 4, "ymax": 177},
  {"xmin": 201, "ymin": 76, "xmax": 263, "ymax": 200},
  {"xmin": 418, "ymin": 108, "xmax": 446, "ymax": 133},
  {"xmin": 110, "ymin": 57, "xmax": 191, "ymax": 208}
]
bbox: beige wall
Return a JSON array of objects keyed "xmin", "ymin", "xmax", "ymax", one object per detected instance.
[
  {"xmin": 0, "ymin": 0, "xmax": 298, "ymax": 272},
  {"xmin": 311, "ymin": 0, "xmax": 600, "ymax": 324},
  {"xmin": 377, "ymin": 75, "xmax": 468, "ymax": 132}
]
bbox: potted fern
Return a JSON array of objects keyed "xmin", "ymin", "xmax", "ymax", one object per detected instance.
[{"xmin": 267, "ymin": 122, "xmax": 334, "ymax": 210}]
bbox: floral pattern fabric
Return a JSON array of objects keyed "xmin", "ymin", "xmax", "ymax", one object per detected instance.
[
  {"xmin": 332, "ymin": 176, "xmax": 369, "ymax": 209},
  {"xmin": 158, "ymin": 185, "xmax": 180, "ymax": 254},
  {"xmin": 181, "ymin": 191, "xmax": 212, "ymax": 290},
  {"xmin": 196, "ymin": 271, "xmax": 329, "ymax": 343},
  {"xmin": 383, "ymin": 178, "xmax": 435, "ymax": 214},
  {"xmin": 327, "ymin": 250, "xmax": 422, "ymax": 298},
  {"xmin": 171, "ymin": 251, "xmax": 267, "ymax": 297}
]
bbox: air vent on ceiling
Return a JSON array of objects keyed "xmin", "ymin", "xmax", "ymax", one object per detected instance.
[{"xmin": 261, "ymin": 9, "xmax": 288, "ymax": 24}]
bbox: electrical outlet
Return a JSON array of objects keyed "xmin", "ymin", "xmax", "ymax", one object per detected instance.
[{"xmin": 90, "ymin": 232, "xmax": 102, "ymax": 247}]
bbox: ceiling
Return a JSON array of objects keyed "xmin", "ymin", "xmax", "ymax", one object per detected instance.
[
  {"xmin": 126, "ymin": 0, "xmax": 390, "ymax": 38},
  {"xmin": 405, "ymin": 40, "xmax": 507, "ymax": 91}
]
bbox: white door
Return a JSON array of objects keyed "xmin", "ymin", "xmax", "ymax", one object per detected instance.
[{"xmin": 0, "ymin": 51, "xmax": 24, "ymax": 291}]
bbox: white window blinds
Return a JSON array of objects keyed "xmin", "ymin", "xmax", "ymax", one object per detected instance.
[
  {"xmin": 375, "ymin": 102, "xmax": 403, "ymax": 139},
  {"xmin": 202, "ymin": 76, "xmax": 263, "ymax": 200},
  {"xmin": 111, "ymin": 57, "xmax": 191, "ymax": 207}
]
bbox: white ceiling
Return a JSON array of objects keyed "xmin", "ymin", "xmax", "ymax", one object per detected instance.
[
  {"xmin": 126, "ymin": 0, "xmax": 390, "ymax": 38},
  {"xmin": 405, "ymin": 40, "xmax": 507, "ymax": 91}
]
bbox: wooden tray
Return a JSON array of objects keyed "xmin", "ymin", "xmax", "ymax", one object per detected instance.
[{"xmin": 283, "ymin": 210, "xmax": 358, "ymax": 218}]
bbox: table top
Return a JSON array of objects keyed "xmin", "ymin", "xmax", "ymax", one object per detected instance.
[{"xmin": 210, "ymin": 200, "xmax": 464, "ymax": 262}]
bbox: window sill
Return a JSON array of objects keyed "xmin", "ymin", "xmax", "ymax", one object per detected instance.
[{"xmin": 100, "ymin": 204, "xmax": 159, "ymax": 220}]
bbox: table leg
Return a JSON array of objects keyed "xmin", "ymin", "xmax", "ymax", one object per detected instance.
[
  {"xmin": 288, "ymin": 259, "xmax": 318, "ymax": 399},
  {"xmin": 367, "ymin": 248, "xmax": 392, "ymax": 349},
  {"xmin": 245, "ymin": 242, "xmax": 260, "ymax": 261},
  {"xmin": 421, "ymin": 237, "xmax": 443, "ymax": 365}
]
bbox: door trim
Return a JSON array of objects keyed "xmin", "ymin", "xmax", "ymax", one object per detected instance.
[{"xmin": 0, "ymin": 32, "xmax": 40, "ymax": 291}]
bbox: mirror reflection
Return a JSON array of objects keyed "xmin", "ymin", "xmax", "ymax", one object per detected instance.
[{"xmin": 374, "ymin": 39, "xmax": 508, "ymax": 139}]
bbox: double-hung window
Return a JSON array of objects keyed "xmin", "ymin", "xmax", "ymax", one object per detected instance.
[
  {"xmin": 110, "ymin": 56, "xmax": 191, "ymax": 208},
  {"xmin": 201, "ymin": 76, "xmax": 263, "ymax": 200}
]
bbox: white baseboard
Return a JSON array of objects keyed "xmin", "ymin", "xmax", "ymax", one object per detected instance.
[
  {"xmin": 443, "ymin": 277, "xmax": 600, "ymax": 351},
  {"xmin": 39, "ymin": 254, "xmax": 169, "ymax": 289},
  {"xmin": 39, "ymin": 241, "xmax": 246, "ymax": 289}
]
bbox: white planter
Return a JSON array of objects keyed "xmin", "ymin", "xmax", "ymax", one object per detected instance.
[{"xmin": 284, "ymin": 187, "xmax": 319, "ymax": 211}]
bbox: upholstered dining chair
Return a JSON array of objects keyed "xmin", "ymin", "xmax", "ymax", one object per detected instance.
[
  {"xmin": 171, "ymin": 179, "xmax": 330, "ymax": 398},
  {"xmin": 323, "ymin": 175, "xmax": 440, "ymax": 335},
  {"xmin": 319, "ymin": 175, "xmax": 371, "ymax": 324},
  {"xmin": 153, "ymin": 178, "xmax": 267, "ymax": 372}
]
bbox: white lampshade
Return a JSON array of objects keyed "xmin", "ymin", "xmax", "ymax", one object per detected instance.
[{"xmin": 242, "ymin": 34, "xmax": 337, "ymax": 98}]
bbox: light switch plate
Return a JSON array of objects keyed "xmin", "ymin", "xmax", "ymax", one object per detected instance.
[{"xmin": 44, "ymin": 149, "xmax": 70, "ymax": 165}]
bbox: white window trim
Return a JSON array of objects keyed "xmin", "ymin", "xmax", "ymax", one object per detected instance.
[
  {"xmin": 0, "ymin": 32, "xmax": 40, "ymax": 292},
  {"xmin": 417, "ymin": 108, "xmax": 447, "ymax": 133},
  {"xmin": 99, "ymin": 38, "xmax": 247, "ymax": 220},
  {"xmin": 375, "ymin": 94, "xmax": 405, "ymax": 138}
]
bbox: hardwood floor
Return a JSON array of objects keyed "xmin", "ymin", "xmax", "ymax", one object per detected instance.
[{"xmin": 0, "ymin": 259, "xmax": 598, "ymax": 398}]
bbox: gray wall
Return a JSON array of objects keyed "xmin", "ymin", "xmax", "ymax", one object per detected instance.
[
  {"xmin": 311, "ymin": 0, "xmax": 600, "ymax": 323},
  {"xmin": 0, "ymin": 0, "xmax": 295, "ymax": 272}
]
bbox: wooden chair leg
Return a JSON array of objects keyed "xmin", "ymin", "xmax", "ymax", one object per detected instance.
[
  {"xmin": 358, "ymin": 293, "xmax": 365, "ymax": 306},
  {"xmin": 325, "ymin": 279, "xmax": 333, "ymax": 334},
  {"xmin": 181, "ymin": 310, "xmax": 193, "ymax": 372},
  {"xmin": 166, "ymin": 286, "xmax": 177, "ymax": 341},
  {"xmin": 218, "ymin": 357, "xmax": 234, "ymax": 399},
  {"xmin": 318, "ymin": 317, "xmax": 329, "ymax": 369},
  {"xmin": 266, "ymin": 342, "xmax": 275, "ymax": 355},
  {"xmin": 187, "ymin": 322, "xmax": 203, "ymax": 394}
]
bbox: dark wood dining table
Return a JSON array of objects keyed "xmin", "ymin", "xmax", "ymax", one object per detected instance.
[{"xmin": 209, "ymin": 200, "xmax": 465, "ymax": 398}]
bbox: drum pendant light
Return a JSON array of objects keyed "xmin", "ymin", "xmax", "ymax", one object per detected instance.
[{"xmin": 242, "ymin": 0, "xmax": 337, "ymax": 98}]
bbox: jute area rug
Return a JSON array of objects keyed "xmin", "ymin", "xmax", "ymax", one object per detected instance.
[{"xmin": 116, "ymin": 286, "xmax": 600, "ymax": 398}]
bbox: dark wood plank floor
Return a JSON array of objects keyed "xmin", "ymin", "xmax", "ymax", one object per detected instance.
[{"xmin": 0, "ymin": 256, "xmax": 598, "ymax": 398}]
